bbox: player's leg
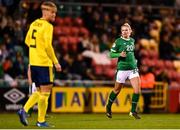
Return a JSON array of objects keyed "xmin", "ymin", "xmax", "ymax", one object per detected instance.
[
  {"xmin": 27, "ymin": 83, "xmax": 38, "ymax": 117},
  {"xmin": 106, "ymin": 70, "xmax": 127, "ymax": 118},
  {"xmin": 37, "ymin": 84, "xmax": 52, "ymax": 127},
  {"xmin": 129, "ymin": 69, "xmax": 141, "ymax": 119},
  {"xmin": 17, "ymin": 69, "xmax": 40, "ymax": 126},
  {"xmin": 106, "ymin": 82, "xmax": 123, "ymax": 118},
  {"xmin": 36, "ymin": 66, "xmax": 53, "ymax": 127},
  {"xmin": 17, "ymin": 89, "xmax": 40, "ymax": 126},
  {"xmin": 23, "ymin": 91, "xmax": 40, "ymax": 112}
]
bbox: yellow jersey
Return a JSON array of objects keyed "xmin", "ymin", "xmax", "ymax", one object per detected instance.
[{"xmin": 25, "ymin": 18, "xmax": 58, "ymax": 67}]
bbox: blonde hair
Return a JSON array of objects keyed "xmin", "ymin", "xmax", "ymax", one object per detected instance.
[
  {"xmin": 41, "ymin": 1, "xmax": 57, "ymax": 12},
  {"xmin": 121, "ymin": 23, "xmax": 132, "ymax": 30}
]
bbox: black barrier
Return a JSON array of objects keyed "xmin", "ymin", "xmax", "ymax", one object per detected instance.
[
  {"xmin": 0, "ymin": 87, "xmax": 51, "ymax": 112},
  {"xmin": 0, "ymin": 87, "xmax": 29, "ymax": 111}
]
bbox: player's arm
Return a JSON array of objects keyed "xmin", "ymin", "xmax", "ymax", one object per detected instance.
[
  {"xmin": 109, "ymin": 50, "xmax": 121, "ymax": 58},
  {"xmin": 109, "ymin": 41, "xmax": 126, "ymax": 58},
  {"xmin": 45, "ymin": 25, "xmax": 62, "ymax": 72},
  {"xmin": 25, "ymin": 26, "xmax": 32, "ymax": 47},
  {"xmin": 27, "ymin": 64, "xmax": 32, "ymax": 85},
  {"xmin": 45, "ymin": 25, "xmax": 59, "ymax": 65}
]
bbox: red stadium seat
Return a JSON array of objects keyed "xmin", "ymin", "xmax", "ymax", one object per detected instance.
[
  {"xmin": 110, "ymin": 59, "xmax": 117, "ymax": 68},
  {"xmin": 95, "ymin": 65, "xmax": 103, "ymax": 75},
  {"xmin": 54, "ymin": 26, "xmax": 62, "ymax": 36},
  {"xmin": 147, "ymin": 58, "xmax": 157, "ymax": 67},
  {"xmin": 55, "ymin": 17, "xmax": 64, "ymax": 25},
  {"xmin": 68, "ymin": 36, "xmax": 79, "ymax": 44},
  {"xmin": 63, "ymin": 17, "xmax": 72, "ymax": 26},
  {"xmin": 67, "ymin": 36, "xmax": 79, "ymax": 52},
  {"xmin": 74, "ymin": 17, "xmax": 83, "ymax": 26},
  {"xmin": 61, "ymin": 26, "xmax": 71, "ymax": 35},
  {"xmin": 58, "ymin": 36, "xmax": 68, "ymax": 45},
  {"xmin": 139, "ymin": 49, "xmax": 149, "ymax": 58},
  {"xmin": 79, "ymin": 27, "xmax": 89, "ymax": 36},
  {"xmin": 149, "ymin": 50, "xmax": 159, "ymax": 59},
  {"xmin": 141, "ymin": 58, "xmax": 156, "ymax": 67},
  {"xmin": 164, "ymin": 60, "xmax": 174, "ymax": 69},
  {"xmin": 71, "ymin": 27, "xmax": 79, "ymax": 36},
  {"xmin": 156, "ymin": 60, "xmax": 164, "ymax": 69},
  {"xmin": 167, "ymin": 70, "xmax": 178, "ymax": 81},
  {"xmin": 154, "ymin": 69, "xmax": 163, "ymax": 76},
  {"xmin": 104, "ymin": 68, "xmax": 115, "ymax": 79},
  {"xmin": 58, "ymin": 36, "xmax": 68, "ymax": 52}
]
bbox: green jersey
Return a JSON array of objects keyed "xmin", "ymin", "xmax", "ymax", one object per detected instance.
[{"xmin": 109, "ymin": 37, "xmax": 137, "ymax": 70}]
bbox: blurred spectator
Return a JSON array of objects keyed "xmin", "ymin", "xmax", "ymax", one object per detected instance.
[
  {"xmin": 13, "ymin": 52, "xmax": 28, "ymax": 79},
  {"xmin": 131, "ymin": 6, "xmax": 148, "ymax": 40},
  {"xmin": 2, "ymin": 16, "xmax": 14, "ymax": 37},
  {"xmin": 71, "ymin": 54, "xmax": 96, "ymax": 80},
  {"xmin": 77, "ymin": 31, "xmax": 91, "ymax": 53},
  {"xmin": 0, "ymin": 6, "xmax": 8, "ymax": 29},
  {"xmin": 159, "ymin": 31, "xmax": 176, "ymax": 60},
  {"xmin": 171, "ymin": 35, "xmax": 180, "ymax": 59},
  {"xmin": 102, "ymin": 12, "xmax": 111, "ymax": 34},
  {"xmin": 14, "ymin": 20, "xmax": 24, "ymax": 45},
  {"xmin": 0, "ymin": 64, "xmax": 4, "ymax": 78},
  {"xmin": 175, "ymin": 0, "xmax": 180, "ymax": 7},
  {"xmin": 149, "ymin": 20, "xmax": 162, "ymax": 43},
  {"xmin": 82, "ymin": 6, "xmax": 93, "ymax": 32},
  {"xmin": 0, "ymin": 43, "xmax": 9, "ymax": 62},
  {"xmin": 99, "ymin": 33, "xmax": 110, "ymax": 53},
  {"xmin": 140, "ymin": 65, "xmax": 155, "ymax": 113},
  {"xmin": 91, "ymin": 10, "xmax": 104, "ymax": 34},
  {"xmin": 3, "ymin": 57, "xmax": 18, "ymax": 87},
  {"xmin": 89, "ymin": 34, "xmax": 100, "ymax": 53},
  {"xmin": 57, "ymin": 53, "xmax": 72, "ymax": 80},
  {"xmin": 112, "ymin": 13, "xmax": 122, "ymax": 30}
]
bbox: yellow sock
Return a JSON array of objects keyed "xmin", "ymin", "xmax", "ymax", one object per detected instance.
[
  {"xmin": 24, "ymin": 91, "xmax": 40, "ymax": 112},
  {"xmin": 38, "ymin": 92, "xmax": 50, "ymax": 123}
]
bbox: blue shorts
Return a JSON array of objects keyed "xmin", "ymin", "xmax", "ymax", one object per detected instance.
[{"xmin": 30, "ymin": 66, "xmax": 54, "ymax": 87}]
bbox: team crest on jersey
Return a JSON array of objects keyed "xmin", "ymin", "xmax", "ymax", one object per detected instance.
[{"xmin": 112, "ymin": 43, "xmax": 116, "ymax": 47}]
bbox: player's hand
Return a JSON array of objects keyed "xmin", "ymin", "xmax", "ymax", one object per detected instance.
[
  {"xmin": 55, "ymin": 63, "xmax": 62, "ymax": 72},
  {"xmin": 120, "ymin": 51, "xmax": 126, "ymax": 57}
]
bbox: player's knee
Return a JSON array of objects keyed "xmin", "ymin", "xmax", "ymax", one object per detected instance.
[
  {"xmin": 134, "ymin": 87, "xmax": 140, "ymax": 94},
  {"xmin": 40, "ymin": 85, "xmax": 52, "ymax": 92},
  {"xmin": 39, "ymin": 92, "xmax": 50, "ymax": 102},
  {"xmin": 113, "ymin": 88, "xmax": 120, "ymax": 94}
]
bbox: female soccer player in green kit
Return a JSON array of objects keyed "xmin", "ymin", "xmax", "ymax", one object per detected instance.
[{"xmin": 106, "ymin": 23, "xmax": 141, "ymax": 119}]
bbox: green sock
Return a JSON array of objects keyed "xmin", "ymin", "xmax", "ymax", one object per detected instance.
[
  {"xmin": 131, "ymin": 93, "xmax": 140, "ymax": 112},
  {"xmin": 107, "ymin": 91, "xmax": 118, "ymax": 108}
]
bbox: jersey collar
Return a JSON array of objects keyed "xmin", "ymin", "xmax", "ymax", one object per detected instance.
[{"xmin": 121, "ymin": 36, "xmax": 130, "ymax": 41}]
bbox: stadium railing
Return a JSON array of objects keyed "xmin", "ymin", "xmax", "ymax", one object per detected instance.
[
  {"xmin": 55, "ymin": 2, "xmax": 180, "ymax": 18},
  {"xmin": 150, "ymin": 82, "xmax": 168, "ymax": 111}
]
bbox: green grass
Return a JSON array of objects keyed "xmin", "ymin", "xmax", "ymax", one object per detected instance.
[{"xmin": 0, "ymin": 113, "xmax": 180, "ymax": 129}]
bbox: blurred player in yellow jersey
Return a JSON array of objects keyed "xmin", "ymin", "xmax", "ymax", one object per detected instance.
[{"xmin": 17, "ymin": 1, "xmax": 61, "ymax": 127}]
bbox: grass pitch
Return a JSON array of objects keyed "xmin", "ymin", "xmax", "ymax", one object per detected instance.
[{"xmin": 0, "ymin": 113, "xmax": 180, "ymax": 129}]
